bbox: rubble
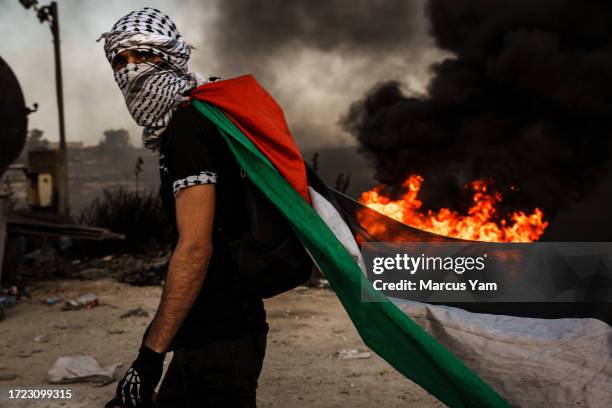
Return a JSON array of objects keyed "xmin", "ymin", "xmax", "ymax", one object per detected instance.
[
  {"xmin": 65, "ymin": 251, "xmax": 170, "ymax": 286},
  {"xmin": 119, "ymin": 258, "xmax": 168, "ymax": 286},
  {"xmin": 9, "ymin": 245, "xmax": 171, "ymax": 287}
]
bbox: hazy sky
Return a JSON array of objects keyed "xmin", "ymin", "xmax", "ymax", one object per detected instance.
[{"xmin": 0, "ymin": 0, "xmax": 444, "ymax": 150}]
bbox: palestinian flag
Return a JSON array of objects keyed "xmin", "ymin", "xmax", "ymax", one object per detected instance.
[{"xmin": 189, "ymin": 75, "xmax": 612, "ymax": 408}]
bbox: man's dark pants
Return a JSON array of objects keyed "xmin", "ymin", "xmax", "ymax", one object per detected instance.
[{"xmin": 153, "ymin": 334, "xmax": 267, "ymax": 408}]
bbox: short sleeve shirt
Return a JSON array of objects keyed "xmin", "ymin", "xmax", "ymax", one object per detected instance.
[{"xmin": 158, "ymin": 105, "xmax": 267, "ymax": 348}]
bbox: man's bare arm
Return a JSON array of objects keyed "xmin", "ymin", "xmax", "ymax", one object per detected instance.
[{"xmin": 143, "ymin": 184, "xmax": 216, "ymax": 353}]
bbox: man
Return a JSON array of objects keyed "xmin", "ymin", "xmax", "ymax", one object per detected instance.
[{"xmin": 99, "ymin": 8, "xmax": 267, "ymax": 408}]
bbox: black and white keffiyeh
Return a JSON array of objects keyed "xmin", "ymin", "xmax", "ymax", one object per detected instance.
[{"xmin": 98, "ymin": 7, "xmax": 210, "ymax": 150}]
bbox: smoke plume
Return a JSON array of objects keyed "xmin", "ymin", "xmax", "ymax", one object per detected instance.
[
  {"xmin": 214, "ymin": 0, "xmax": 422, "ymax": 63},
  {"xmin": 343, "ymin": 0, "xmax": 612, "ymax": 216},
  {"xmin": 211, "ymin": 0, "xmax": 432, "ymax": 149}
]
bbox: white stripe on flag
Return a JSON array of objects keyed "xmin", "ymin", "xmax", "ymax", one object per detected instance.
[{"xmin": 309, "ymin": 186, "xmax": 367, "ymax": 274}]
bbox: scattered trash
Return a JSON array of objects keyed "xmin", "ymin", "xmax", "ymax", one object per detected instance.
[
  {"xmin": 0, "ymin": 286, "xmax": 21, "ymax": 309},
  {"xmin": 0, "ymin": 295, "xmax": 17, "ymax": 309},
  {"xmin": 34, "ymin": 334, "xmax": 48, "ymax": 343},
  {"xmin": 48, "ymin": 355, "xmax": 121, "ymax": 385},
  {"xmin": 60, "ymin": 252, "xmax": 170, "ymax": 286},
  {"xmin": 62, "ymin": 293, "xmax": 98, "ymax": 310},
  {"xmin": 120, "ymin": 307, "xmax": 149, "ymax": 319},
  {"xmin": 43, "ymin": 297, "xmax": 61, "ymax": 305},
  {"xmin": 316, "ymin": 279, "xmax": 330, "ymax": 289},
  {"xmin": 0, "ymin": 373, "xmax": 18, "ymax": 381},
  {"xmin": 336, "ymin": 349, "xmax": 372, "ymax": 360},
  {"xmin": 78, "ymin": 293, "xmax": 98, "ymax": 308}
]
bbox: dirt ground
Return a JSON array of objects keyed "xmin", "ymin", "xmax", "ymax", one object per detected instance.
[{"xmin": 0, "ymin": 279, "xmax": 442, "ymax": 407}]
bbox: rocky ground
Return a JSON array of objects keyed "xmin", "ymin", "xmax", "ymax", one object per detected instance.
[{"xmin": 0, "ymin": 279, "xmax": 442, "ymax": 408}]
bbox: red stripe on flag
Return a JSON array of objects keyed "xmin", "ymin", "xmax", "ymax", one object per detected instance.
[{"xmin": 190, "ymin": 75, "xmax": 310, "ymax": 202}]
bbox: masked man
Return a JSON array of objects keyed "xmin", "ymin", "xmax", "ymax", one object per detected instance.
[{"xmin": 99, "ymin": 8, "xmax": 268, "ymax": 408}]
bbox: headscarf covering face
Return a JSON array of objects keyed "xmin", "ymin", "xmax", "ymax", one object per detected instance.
[{"xmin": 98, "ymin": 7, "xmax": 201, "ymax": 150}]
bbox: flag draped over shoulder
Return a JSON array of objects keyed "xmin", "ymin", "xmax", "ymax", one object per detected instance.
[
  {"xmin": 189, "ymin": 76, "xmax": 612, "ymax": 408},
  {"xmin": 189, "ymin": 76, "xmax": 508, "ymax": 408},
  {"xmin": 190, "ymin": 76, "xmax": 310, "ymax": 202}
]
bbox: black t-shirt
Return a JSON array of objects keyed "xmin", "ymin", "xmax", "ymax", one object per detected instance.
[{"xmin": 158, "ymin": 105, "xmax": 267, "ymax": 348}]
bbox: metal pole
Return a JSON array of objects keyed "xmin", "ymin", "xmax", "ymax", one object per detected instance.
[
  {"xmin": 50, "ymin": 1, "xmax": 65, "ymax": 152},
  {"xmin": 49, "ymin": 1, "xmax": 69, "ymax": 215},
  {"xmin": 19, "ymin": 0, "xmax": 70, "ymax": 215}
]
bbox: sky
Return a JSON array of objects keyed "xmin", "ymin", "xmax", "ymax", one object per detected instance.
[{"xmin": 0, "ymin": 0, "xmax": 444, "ymax": 150}]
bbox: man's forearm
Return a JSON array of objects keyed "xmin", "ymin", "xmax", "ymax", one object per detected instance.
[{"xmin": 144, "ymin": 243, "xmax": 212, "ymax": 352}]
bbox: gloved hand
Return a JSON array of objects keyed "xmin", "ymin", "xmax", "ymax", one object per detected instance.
[{"xmin": 105, "ymin": 345, "xmax": 165, "ymax": 408}]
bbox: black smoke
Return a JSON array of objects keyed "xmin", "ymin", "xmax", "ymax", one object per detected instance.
[
  {"xmin": 343, "ymin": 0, "xmax": 612, "ymax": 218},
  {"xmin": 212, "ymin": 0, "xmax": 424, "ymax": 77}
]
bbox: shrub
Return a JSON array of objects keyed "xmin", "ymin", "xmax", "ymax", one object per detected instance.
[{"xmin": 77, "ymin": 187, "xmax": 172, "ymax": 253}]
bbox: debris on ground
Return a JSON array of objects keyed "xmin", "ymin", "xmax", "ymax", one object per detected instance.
[
  {"xmin": 314, "ymin": 279, "xmax": 330, "ymax": 289},
  {"xmin": 62, "ymin": 292, "xmax": 98, "ymax": 310},
  {"xmin": 0, "ymin": 373, "xmax": 18, "ymax": 381},
  {"xmin": 48, "ymin": 356, "xmax": 121, "ymax": 385},
  {"xmin": 337, "ymin": 349, "xmax": 372, "ymax": 360},
  {"xmin": 15, "ymin": 246, "xmax": 64, "ymax": 282},
  {"xmin": 0, "ymin": 285, "xmax": 27, "ymax": 310},
  {"xmin": 43, "ymin": 297, "xmax": 61, "ymax": 305},
  {"xmin": 61, "ymin": 251, "xmax": 170, "ymax": 286},
  {"xmin": 2, "ymin": 279, "xmax": 442, "ymax": 407},
  {"xmin": 11, "ymin": 245, "xmax": 171, "ymax": 288},
  {"xmin": 0, "ymin": 295, "xmax": 17, "ymax": 309},
  {"xmin": 120, "ymin": 307, "xmax": 149, "ymax": 319},
  {"xmin": 119, "ymin": 259, "xmax": 168, "ymax": 286}
]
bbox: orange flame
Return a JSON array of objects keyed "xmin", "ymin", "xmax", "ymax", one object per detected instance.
[{"xmin": 358, "ymin": 175, "xmax": 548, "ymax": 242}]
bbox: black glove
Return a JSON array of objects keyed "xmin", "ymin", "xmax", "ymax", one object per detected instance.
[{"xmin": 105, "ymin": 345, "xmax": 165, "ymax": 408}]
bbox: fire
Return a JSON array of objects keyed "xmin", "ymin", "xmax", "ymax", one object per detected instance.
[{"xmin": 358, "ymin": 175, "xmax": 548, "ymax": 242}]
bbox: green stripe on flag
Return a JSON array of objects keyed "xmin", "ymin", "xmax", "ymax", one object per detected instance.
[{"xmin": 192, "ymin": 100, "xmax": 510, "ymax": 408}]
